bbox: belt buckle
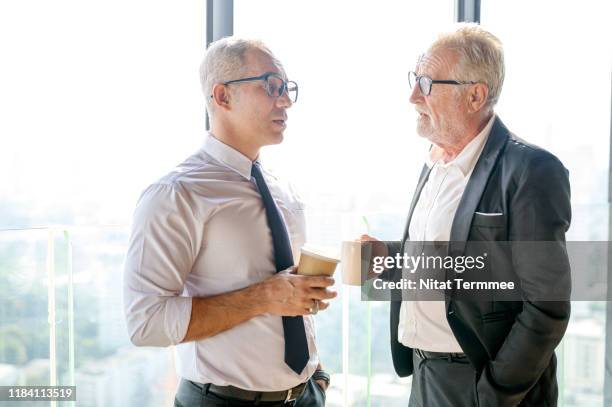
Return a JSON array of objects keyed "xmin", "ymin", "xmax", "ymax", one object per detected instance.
[
  {"xmin": 285, "ymin": 387, "xmax": 294, "ymax": 402},
  {"xmin": 285, "ymin": 383, "xmax": 304, "ymax": 402}
]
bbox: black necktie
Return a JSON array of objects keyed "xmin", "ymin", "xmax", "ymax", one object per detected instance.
[{"xmin": 251, "ymin": 162, "xmax": 309, "ymax": 374}]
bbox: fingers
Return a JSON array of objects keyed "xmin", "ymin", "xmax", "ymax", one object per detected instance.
[
  {"xmin": 278, "ymin": 273, "xmax": 334, "ymax": 289},
  {"xmin": 279, "ymin": 267, "xmax": 335, "ymax": 287},
  {"xmin": 309, "ymin": 300, "xmax": 319, "ymax": 315},
  {"xmin": 299, "ymin": 297, "xmax": 318, "ymax": 310},
  {"xmin": 300, "ymin": 293, "xmax": 334, "ymax": 311},
  {"xmin": 306, "ymin": 287, "xmax": 337, "ymax": 300},
  {"xmin": 307, "ymin": 300, "xmax": 330, "ymax": 313},
  {"xmin": 299, "ymin": 275, "xmax": 335, "ymax": 288},
  {"xmin": 359, "ymin": 234, "xmax": 379, "ymax": 242},
  {"xmin": 280, "ymin": 299, "xmax": 332, "ymax": 317},
  {"xmin": 267, "ymin": 272, "xmax": 337, "ymax": 316},
  {"xmin": 305, "ymin": 300, "xmax": 332, "ymax": 315}
]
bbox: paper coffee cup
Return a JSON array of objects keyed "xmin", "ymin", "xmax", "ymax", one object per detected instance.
[
  {"xmin": 297, "ymin": 248, "xmax": 339, "ymax": 277},
  {"xmin": 341, "ymin": 241, "xmax": 372, "ymax": 286}
]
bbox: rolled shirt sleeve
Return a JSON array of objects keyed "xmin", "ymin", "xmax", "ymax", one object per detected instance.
[{"xmin": 123, "ymin": 181, "xmax": 204, "ymax": 347}]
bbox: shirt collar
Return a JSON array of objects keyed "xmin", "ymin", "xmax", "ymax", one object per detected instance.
[
  {"xmin": 203, "ymin": 132, "xmax": 255, "ymax": 180},
  {"xmin": 426, "ymin": 114, "xmax": 496, "ymax": 177}
]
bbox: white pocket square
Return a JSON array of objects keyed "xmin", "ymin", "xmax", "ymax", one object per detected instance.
[{"xmin": 475, "ymin": 212, "xmax": 503, "ymax": 216}]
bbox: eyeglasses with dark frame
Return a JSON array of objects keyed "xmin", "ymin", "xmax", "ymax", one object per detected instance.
[
  {"xmin": 408, "ymin": 71, "xmax": 477, "ymax": 96},
  {"xmin": 221, "ymin": 72, "xmax": 298, "ymax": 103}
]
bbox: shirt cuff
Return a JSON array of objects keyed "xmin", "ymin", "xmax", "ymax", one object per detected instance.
[{"xmin": 164, "ymin": 296, "xmax": 193, "ymax": 345}]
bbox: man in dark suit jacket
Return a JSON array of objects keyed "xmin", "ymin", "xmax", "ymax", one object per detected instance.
[{"xmin": 362, "ymin": 24, "xmax": 571, "ymax": 406}]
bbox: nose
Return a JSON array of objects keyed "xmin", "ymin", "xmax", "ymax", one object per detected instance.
[
  {"xmin": 276, "ymin": 89, "xmax": 293, "ymax": 108},
  {"xmin": 409, "ymin": 82, "xmax": 423, "ymax": 104}
]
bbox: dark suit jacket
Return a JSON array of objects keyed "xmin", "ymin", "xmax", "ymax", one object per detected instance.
[{"xmin": 386, "ymin": 116, "xmax": 571, "ymax": 407}]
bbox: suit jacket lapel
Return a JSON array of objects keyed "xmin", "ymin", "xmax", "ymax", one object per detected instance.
[
  {"xmin": 449, "ymin": 116, "xmax": 511, "ymax": 256},
  {"xmin": 401, "ymin": 164, "xmax": 433, "ymax": 249}
]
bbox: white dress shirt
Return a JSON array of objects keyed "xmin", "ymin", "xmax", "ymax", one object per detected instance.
[
  {"xmin": 398, "ymin": 115, "xmax": 495, "ymax": 352},
  {"xmin": 123, "ymin": 133, "xmax": 318, "ymax": 391}
]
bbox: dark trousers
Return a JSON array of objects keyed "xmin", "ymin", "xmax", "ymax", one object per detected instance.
[
  {"xmin": 409, "ymin": 351, "xmax": 479, "ymax": 407},
  {"xmin": 174, "ymin": 378, "xmax": 325, "ymax": 407}
]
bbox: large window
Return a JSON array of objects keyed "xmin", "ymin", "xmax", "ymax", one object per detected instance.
[
  {"xmin": 481, "ymin": 1, "xmax": 611, "ymax": 405},
  {"xmin": 0, "ymin": 1, "xmax": 205, "ymax": 405},
  {"xmin": 0, "ymin": 1, "xmax": 206, "ymax": 228},
  {"xmin": 234, "ymin": 1, "xmax": 454, "ymax": 405},
  {"xmin": 1, "ymin": 0, "xmax": 610, "ymax": 405}
]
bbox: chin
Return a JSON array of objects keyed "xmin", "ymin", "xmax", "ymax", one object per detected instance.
[
  {"xmin": 267, "ymin": 132, "xmax": 284, "ymax": 145},
  {"xmin": 416, "ymin": 123, "xmax": 432, "ymax": 140}
]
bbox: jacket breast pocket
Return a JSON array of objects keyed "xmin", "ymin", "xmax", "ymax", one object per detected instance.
[
  {"xmin": 470, "ymin": 212, "xmax": 506, "ymax": 240},
  {"xmin": 472, "ymin": 212, "xmax": 505, "ymax": 227}
]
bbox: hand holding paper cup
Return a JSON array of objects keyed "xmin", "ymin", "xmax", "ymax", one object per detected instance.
[{"xmin": 297, "ymin": 248, "xmax": 339, "ymax": 315}]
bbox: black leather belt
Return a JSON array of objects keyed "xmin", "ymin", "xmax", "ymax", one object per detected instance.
[
  {"xmin": 192, "ymin": 381, "xmax": 307, "ymax": 403},
  {"xmin": 415, "ymin": 348, "xmax": 467, "ymax": 362}
]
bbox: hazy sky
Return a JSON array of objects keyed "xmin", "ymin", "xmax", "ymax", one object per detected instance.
[{"xmin": 1, "ymin": 0, "xmax": 610, "ymax": 234}]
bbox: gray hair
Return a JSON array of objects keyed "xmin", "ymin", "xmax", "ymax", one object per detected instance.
[
  {"xmin": 430, "ymin": 23, "xmax": 505, "ymax": 109},
  {"xmin": 200, "ymin": 37, "xmax": 280, "ymax": 116}
]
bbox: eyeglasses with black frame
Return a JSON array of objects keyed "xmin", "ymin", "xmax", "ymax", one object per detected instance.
[
  {"xmin": 408, "ymin": 71, "xmax": 477, "ymax": 96},
  {"xmin": 222, "ymin": 72, "xmax": 298, "ymax": 103}
]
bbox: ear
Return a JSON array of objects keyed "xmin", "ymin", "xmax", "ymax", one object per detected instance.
[
  {"xmin": 467, "ymin": 83, "xmax": 489, "ymax": 113},
  {"xmin": 211, "ymin": 83, "xmax": 232, "ymax": 111}
]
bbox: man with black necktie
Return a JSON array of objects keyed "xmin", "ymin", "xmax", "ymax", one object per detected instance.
[
  {"xmin": 362, "ymin": 24, "xmax": 571, "ymax": 406},
  {"xmin": 123, "ymin": 37, "xmax": 335, "ymax": 406}
]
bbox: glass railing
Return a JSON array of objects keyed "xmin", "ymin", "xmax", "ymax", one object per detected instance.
[
  {"xmin": 0, "ymin": 227, "xmax": 176, "ymax": 406},
  {"xmin": 0, "ymin": 209, "xmax": 607, "ymax": 406}
]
